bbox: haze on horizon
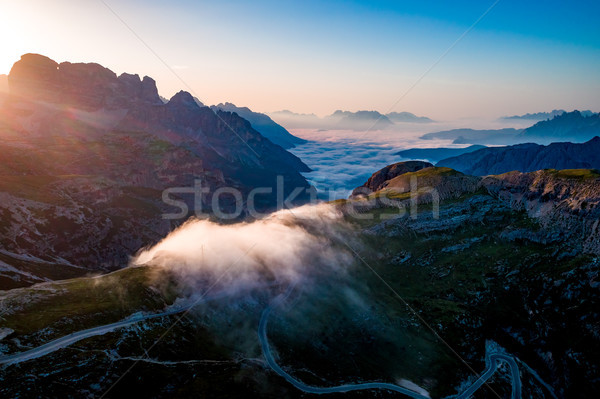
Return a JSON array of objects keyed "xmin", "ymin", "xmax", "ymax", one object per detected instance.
[{"xmin": 0, "ymin": 0, "xmax": 599, "ymax": 120}]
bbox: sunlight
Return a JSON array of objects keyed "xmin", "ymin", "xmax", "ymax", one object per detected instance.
[{"xmin": 0, "ymin": 5, "xmax": 31, "ymax": 74}]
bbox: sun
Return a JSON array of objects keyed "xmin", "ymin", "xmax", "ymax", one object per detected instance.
[{"xmin": 0, "ymin": 5, "xmax": 34, "ymax": 75}]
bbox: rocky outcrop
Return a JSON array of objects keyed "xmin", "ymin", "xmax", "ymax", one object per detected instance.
[
  {"xmin": 351, "ymin": 161, "xmax": 433, "ymax": 196},
  {"xmin": 8, "ymin": 54, "xmax": 163, "ymax": 109},
  {"xmin": 438, "ymin": 136, "xmax": 600, "ymax": 176},
  {"xmin": 481, "ymin": 169, "xmax": 600, "ymax": 253},
  {"xmin": 351, "ymin": 159, "xmax": 600, "ymax": 254}
]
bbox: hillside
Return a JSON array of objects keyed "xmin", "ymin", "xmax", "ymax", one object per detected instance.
[
  {"xmin": 437, "ymin": 136, "xmax": 600, "ymax": 175},
  {"xmin": 211, "ymin": 102, "xmax": 307, "ymax": 149},
  {"xmin": 3, "ymin": 164, "xmax": 600, "ymax": 398},
  {"xmin": 0, "ymin": 54, "xmax": 313, "ymax": 287},
  {"xmin": 336, "ymin": 163, "xmax": 600, "ymax": 397}
]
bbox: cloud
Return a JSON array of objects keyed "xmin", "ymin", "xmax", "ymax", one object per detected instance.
[{"xmin": 133, "ymin": 204, "xmax": 356, "ymax": 296}]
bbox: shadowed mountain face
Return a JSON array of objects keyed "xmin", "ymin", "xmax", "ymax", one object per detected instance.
[
  {"xmin": 0, "ymin": 53, "xmax": 313, "ymax": 287},
  {"xmin": 422, "ymin": 110, "xmax": 599, "ymax": 146},
  {"xmin": 437, "ymin": 136, "xmax": 600, "ymax": 176},
  {"xmin": 210, "ymin": 102, "xmax": 306, "ymax": 149},
  {"xmin": 517, "ymin": 110, "xmax": 600, "ymax": 143},
  {"xmin": 396, "ymin": 145, "xmax": 485, "ymax": 163}
]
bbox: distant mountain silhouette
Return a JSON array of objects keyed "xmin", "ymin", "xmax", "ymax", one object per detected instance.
[
  {"xmin": 499, "ymin": 109, "xmax": 595, "ymax": 122},
  {"xmin": 396, "ymin": 145, "xmax": 485, "ymax": 163},
  {"xmin": 437, "ymin": 136, "xmax": 600, "ymax": 175},
  {"xmin": 386, "ymin": 111, "xmax": 434, "ymax": 123},
  {"xmin": 269, "ymin": 109, "xmax": 434, "ymax": 130},
  {"xmin": 517, "ymin": 110, "xmax": 600, "ymax": 144},
  {"xmin": 330, "ymin": 110, "xmax": 393, "ymax": 130},
  {"xmin": 211, "ymin": 103, "xmax": 306, "ymax": 149},
  {"xmin": 268, "ymin": 110, "xmax": 323, "ymax": 129},
  {"xmin": 420, "ymin": 128, "xmax": 523, "ymax": 145}
]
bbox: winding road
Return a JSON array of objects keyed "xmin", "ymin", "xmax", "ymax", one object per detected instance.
[
  {"xmin": 259, "ymin": 291, "xmax": 524, "ymax": 399},
  {"xmin": 1, "ymin": 290, "xmax": 545, "ymax": 399},
  {"xmin": 0, "ymin": 306, "xmax": 191, "ymax": 366}
]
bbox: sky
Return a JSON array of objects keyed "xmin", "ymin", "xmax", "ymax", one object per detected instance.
[{"xmin": 0, "ymin": 0, "xmax": 599, "ymax": 120}]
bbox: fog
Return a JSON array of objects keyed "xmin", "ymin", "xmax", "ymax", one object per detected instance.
[
  {"xmin": 287, "ymin": 119, "xmax": 535, "ymax": 199},
  {"xmin": 133, "ymin": 204, "xmax": 356, "ymax": 297}
]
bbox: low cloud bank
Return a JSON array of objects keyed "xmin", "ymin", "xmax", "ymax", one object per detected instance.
[{"xmin": 133, "ymin": 204, "xmax": 356, "ymax": 296}]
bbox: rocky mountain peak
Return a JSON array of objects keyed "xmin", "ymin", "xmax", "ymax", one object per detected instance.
[
  {"xmin": 168, "ymin": 90, "xmax": 201, "ymax": 110},
  {"xmin": 8, "ymin": 53, "xmax": 161, "ymax": 109}
]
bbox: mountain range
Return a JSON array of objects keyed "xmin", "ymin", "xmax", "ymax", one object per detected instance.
[
  {"xmin": 420, "ymin": 128, "xmax": 524, "ymax": 145},
  {"xmin": 0, "ymin": 53, "xmax": 312, "ymax": 287},
  {"xmin": 269, "ymin": 109, "xmax": 434, "ymax": 130},
  {"xmin": 499, "ymin": 109, "xmax": 595, "ymax": 121},
  {"xmin": 4, "ymin": 158, "xmax": 600, "ymax": 398},
  {"xmin": 517, "ymin": 110, "xmax": 600, "ymax": 144},
  {"xmin": 437, "ymin": 136, "xmax": 600, "ymax": 175},
  {"xmin": 421, "ymin": 110, "xmax": 599, "ymax": 145}
]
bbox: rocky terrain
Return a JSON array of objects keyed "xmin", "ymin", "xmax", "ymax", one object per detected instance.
[
  {"xmin": 437, "ymin": 136, "xmax": 600, "ymax": 175},
  {"xmin": 0, "ymin": 54, "xmax": 313, "ymax": 288},
  {"xmin": 2, "ymin": 162, "xmax": 599, "ymax": 398},
  {"xmin": 339, "ymin": 162, "xmax": 600, "ymax": 397},
  {"xmin": 351, "ymin": 160, "xmax": 433, "ymax": 195}
]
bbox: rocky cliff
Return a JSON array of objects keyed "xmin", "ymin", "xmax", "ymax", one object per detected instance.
[{"xmin": 351, "ymin": 160, "xmax": 600, "ymax": 255}]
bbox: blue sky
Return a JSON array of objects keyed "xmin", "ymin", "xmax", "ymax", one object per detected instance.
[{"xmin": 1, "ymin": 0, "xmax": 598, "ymax": 119}]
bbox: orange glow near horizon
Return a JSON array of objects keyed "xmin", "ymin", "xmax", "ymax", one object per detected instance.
[{"xmin": 0, "ymin": 1, "xmax": 598, "ymax": 120}]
